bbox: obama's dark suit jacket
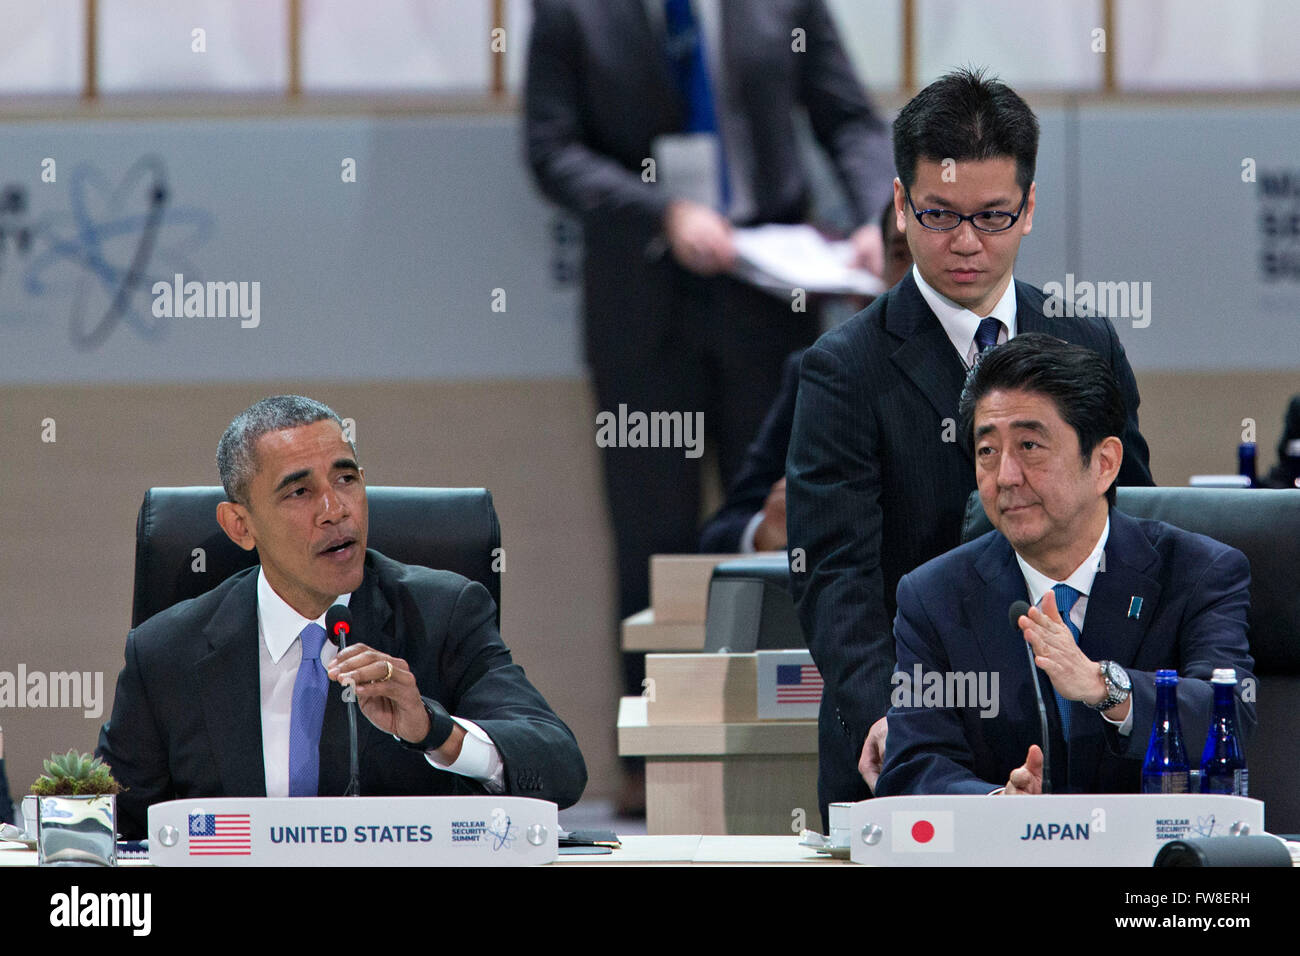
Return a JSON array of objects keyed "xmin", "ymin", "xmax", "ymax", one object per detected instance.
[
  {"xmin": 98, "ymin": 550, "xmax": 587, "ymax": 839},
  {"xmin": 786, "ymin": 271, "xmax": 1154, "ymax": 826}
]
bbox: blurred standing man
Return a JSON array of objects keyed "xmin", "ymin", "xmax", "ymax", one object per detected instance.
[
  {"xmin": 786, "ymin": 67, "xmax": 1155, "ymax": 829},
  {"xmin": 524, "ymin": 0, "xmax": 894, "ymax": 810}
]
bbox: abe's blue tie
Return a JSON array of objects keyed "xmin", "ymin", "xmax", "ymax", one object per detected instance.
[
  {"xmin": 288, "ymin": 622, "xmax": 328, "ymax": 797},
  {"xmin": 663, "ymin": 0, "xmax": 731, "ymax": 209},
  {"xmin": 1048, "ymin": 584, "xmax": 1083, "ymax": 739}
]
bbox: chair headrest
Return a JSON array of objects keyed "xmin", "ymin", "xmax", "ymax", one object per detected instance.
[{"xmin": 132, "ymin": 486, "xmax": 501, "ymax": 627}]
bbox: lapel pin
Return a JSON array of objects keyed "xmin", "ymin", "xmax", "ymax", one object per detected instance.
[{"xmin": 1127, "ymin": 596, "xmax": 1143, "ymax": 620}]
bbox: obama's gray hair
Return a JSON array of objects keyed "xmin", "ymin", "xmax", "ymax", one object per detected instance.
[{"xmin": 216, "ymin": 395, "xmax": 355, "ymax": 504}]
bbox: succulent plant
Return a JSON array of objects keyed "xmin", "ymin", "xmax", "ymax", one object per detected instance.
[{"xmin": 30, "ymin": 749, "xmax": 121, "ymax": 796}]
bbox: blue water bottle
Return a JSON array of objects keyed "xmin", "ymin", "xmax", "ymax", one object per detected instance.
[
  {"xmin": 1200, "ymin": 668, "xmax": 1248, "ymax": 795},
  {"xmin": 1142, "ymin": 669, "xmax": 1190, "ymax": 793},
  {"xmin": 1238, "ymin": 442, "xmax": 1257, "ymax": 488}
]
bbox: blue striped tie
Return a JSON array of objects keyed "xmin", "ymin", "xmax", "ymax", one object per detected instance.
[
  {"xmin": 288, "ymin": 622, "xmax": 328, "ymax": 797},
  {"xmin": 974, "ymin": 316, "xmax": 1003, "ymax": 353},
  {"xmin": 1049, "ymin": 584, "xmax": 1083, "ymax": 738}
]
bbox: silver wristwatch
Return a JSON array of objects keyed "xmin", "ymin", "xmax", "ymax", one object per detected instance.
[{"xmin": 1090, "ymin": 660, "xmax": 1132, "ymax": 711}]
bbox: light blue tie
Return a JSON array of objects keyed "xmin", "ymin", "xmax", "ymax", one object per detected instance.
[
  {"xmin": 288, "ymin": 622, "xmax": 328, "ymax": 797},
  {"xmin": 1049, "ymin": 584, "xmax": 1083, "ymax": 738}
]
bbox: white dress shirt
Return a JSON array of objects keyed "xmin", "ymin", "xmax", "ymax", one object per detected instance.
[
  {"xmin": 912, "ymin": 264, "xmax": 1018, "ymax": 367},
  {"xmin": 739, "ymin": 509, "xmax": 766, "ymax": 553},
  {"xmin": 256, "ymin": 568, "xmax": 504, "ymax": 797},
  {"xmin": 1014, "ymin": 517, "xmax": 1132, "ymax": 734}
]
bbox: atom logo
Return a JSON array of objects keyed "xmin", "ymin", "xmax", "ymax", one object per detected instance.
[{"xmin": 20, "ymin": 155, "xmax": 214, "ymax": 350}]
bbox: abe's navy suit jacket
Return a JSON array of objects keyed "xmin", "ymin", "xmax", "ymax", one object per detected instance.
[{"xmin": 876, "ymin": 508, "xmax": 1255, "ymax": 795}]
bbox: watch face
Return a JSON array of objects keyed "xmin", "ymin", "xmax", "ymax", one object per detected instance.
[{"xmin": 1106, "ymin": 662, "xmax": 1132, "ymax": 691}]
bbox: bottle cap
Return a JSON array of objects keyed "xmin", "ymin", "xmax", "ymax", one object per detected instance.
[
  {"xmin": 1211, "ymin": 668, "xmax": 1237, "ymax": 684},
  {"xmin": 1154, "ymin": 668, "xmax": 1179, "ymax": 684}
]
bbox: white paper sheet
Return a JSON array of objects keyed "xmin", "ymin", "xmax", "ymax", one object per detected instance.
[{"xmin": 731, "ymin": 223, "xmax": 885, "ymax": 298}]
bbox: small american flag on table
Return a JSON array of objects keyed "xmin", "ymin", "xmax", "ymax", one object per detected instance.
[
  {"xmin": 776, "ymin": 664, "xmax": 823, "ymax": 703},
  {"xmin": 756, "ymin": 650, "xmax": 823, "ymax": 719},
  {"xmin": 188, "ymin": 812, "xmax": 252, "ymax": 856}
]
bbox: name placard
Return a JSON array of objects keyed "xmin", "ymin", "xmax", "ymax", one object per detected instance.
[
  {"xmin": 849, "ymin": 794, "xmax": 1265, "ymax": 866},
  {"xmin": 147, "ymin": 796, "xmax": 558, "ymax": 866}
]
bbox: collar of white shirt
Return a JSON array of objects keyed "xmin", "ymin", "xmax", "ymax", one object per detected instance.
[
  {"xmin": 1014, "ymin": 516, "xmax": 1111, "ymax": 632},
  {"xmin": 257, "ymin": 567, "xmax": 352, "ymax": 663},
  {"xmin": 911, "ymin": 264, "xmax": 1019, "ymax": 367}
]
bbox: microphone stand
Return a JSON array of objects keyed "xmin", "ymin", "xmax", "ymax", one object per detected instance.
[
  {"xmin": 1023, "ymin": 640, "xmax": 1053, "ymax": 794},
  {"xmin": 337, "ymin": 630, "xmax": 361, "ymax": 798},
  {"xmin": 1011, "ymin": 601, "xmax": 1052, "ymax": 794}
]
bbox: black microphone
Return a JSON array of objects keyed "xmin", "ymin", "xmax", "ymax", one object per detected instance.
[
  {"xmin": 1009, "ymin": 600, "xmax": 1051, "ymax": 794},
  {"xmin": 325, "ymin": 604, "xmax": 361, "ymax": 797}
]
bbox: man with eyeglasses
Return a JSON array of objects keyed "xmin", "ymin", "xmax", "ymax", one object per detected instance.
[{"xmin": 786, "ymin": 67, "xmax": 1155, "ymax": 830}]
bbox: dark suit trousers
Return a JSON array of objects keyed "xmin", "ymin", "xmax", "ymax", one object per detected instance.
[{"xmin": 591, "ymin": 268, "xmax": 819, "ymax": 698}]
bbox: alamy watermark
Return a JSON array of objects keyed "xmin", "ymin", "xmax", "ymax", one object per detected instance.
[
  {"xmin": 890, "ymin": 664, "xmax": 1000, "ymax": 718},
  {"xmin": 50, "ymin": 886, "xmax": 151, "ymax": 936},
  {"xmin": 0, "ymin": 666, "xmax": 103, "ymax": 719},
  {"xmin": 1042, "ymin": 273, "xmax": 1151, "ymax": 328},
  {"xmin": 152, "ymin": 273, "xmax": 261, "ymax": 328},
  {"xmin": 595, "ymin": 404, "xmax": 703, "ymax": 459}
]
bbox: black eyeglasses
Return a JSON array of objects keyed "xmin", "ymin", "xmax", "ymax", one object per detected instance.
[{"xmin": 905, "ymin": 187, "xmax": 1028, "ymax": 233}]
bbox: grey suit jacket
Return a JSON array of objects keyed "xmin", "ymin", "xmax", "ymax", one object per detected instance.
[
  {"xmin": 523, "ymin": 0, "xmax": 894, "ymax": 367},
  {"xmin": 786, "ymin": 272, "xmax": 1155, "ymax": 807},
  {"xmin": 97, "ymin": 550, "xmax": 587, "ymax": 839}
]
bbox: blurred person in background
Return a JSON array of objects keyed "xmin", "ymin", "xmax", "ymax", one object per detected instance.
[
  {"xmin": 1261, "ymin": 394, "xmax": 1300, "ymax": 488},
  {"xmin": 524, "ymin": 0, "xmax": 894, "ymax": 813}
]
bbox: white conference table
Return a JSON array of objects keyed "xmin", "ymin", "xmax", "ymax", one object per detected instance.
[{"xmin": 0, "ymin": 834, "xmax": 848, "ymax": 866}]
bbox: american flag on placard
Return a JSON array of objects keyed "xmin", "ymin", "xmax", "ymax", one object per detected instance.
[
  {"xmin": 776, "ymin": 664, "xmax": 823, "ymax": 703},
  {"xmin": 188, "ymin": 812, "xmax": 252, "ymax": 856}
]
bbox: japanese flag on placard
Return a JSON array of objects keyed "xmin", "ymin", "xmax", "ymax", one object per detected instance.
[{"xmin": 892, "ymin": 811, "xmax": 955, "ymax": 852}]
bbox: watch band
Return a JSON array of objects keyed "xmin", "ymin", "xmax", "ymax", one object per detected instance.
[
  {"xmin": 1090, "ymin": 661, "xmax": 1131, "ymax": 711},
  {"xmin": 396, "ymin": 697, "xmax": 456, "ymax": 752}
]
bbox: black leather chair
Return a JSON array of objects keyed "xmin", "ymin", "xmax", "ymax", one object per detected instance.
[
  {"xmin": 962, "ymin": 486, "xmax": 1300, "ymax": 832},
  {"xmin": 132, "ymin": 486, "xmax": 502, "ymax": 628}
]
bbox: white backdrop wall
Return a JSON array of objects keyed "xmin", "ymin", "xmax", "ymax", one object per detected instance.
[
  {"xmin": 5, "ymin": 1, "xmax": 1300, "ymax": 95},
  {"xmin": 0, "ymin": 104, "xmax": 1296, "ymax": 383}
]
